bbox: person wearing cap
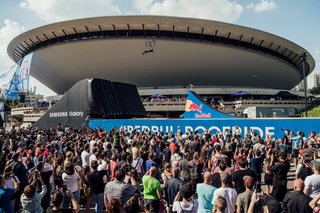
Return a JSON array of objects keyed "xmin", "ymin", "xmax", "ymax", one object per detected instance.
[
  {"xmin": 269, "ymin": 151, "xmax": 290, "ymax": 202},
  {"xmin": 236, "ymin": 176, "xmax": 262, "ymax": 213},
  {"xmin": 282, "ymin": 179, "xmax": 313, "ymax": 213},
  {"xmin": 304, "ymin": 158, "xmax": 320, "ymax": 203},
  {"xmin": 303, "ymin": 140, "xmax": 317, "ymax": 158},
  {"xmin": 197, "ymin": 171, "xmax": 217, "ymax": 213},
  {"xmin": 11, "ymin": 151, "xmax": 28, "ymax": 211},
  {"xmin": 212, "ymin": 172, "xmax": 237, "ymax": 213},
  {"xmin": 47, "ymin": 189, "xmax": 80, "ymax": 213},
  {"xmin": 172, "ymin": 184, "xmax": 198, "ymax": 213}
]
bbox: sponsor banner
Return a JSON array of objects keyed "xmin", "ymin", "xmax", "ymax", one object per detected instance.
[
  {"xmin": 184, "ymin": 91, "xmax": 239, "ymax": 119},
  {"xmin": 5, "ymin": 67, "xmax": 20, "ymax": 100},
  {"xmin": 89, "ymin": 118, "xmax": 320, "ymax": 139},
  {"xmin": 17, "ymin": 53, "xmax": 33, "ymax": 93}
]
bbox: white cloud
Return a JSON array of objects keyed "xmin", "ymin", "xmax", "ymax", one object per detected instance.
[
  {"xmin": 133, "ymin": 0, "xmax": 244, "ymax": 23},
  {"xmin": 246, "ymin": 0, "xmax": 277, "ymax": 12},
  {"xmin": 0, "ymin": 19, "xmax": 25, "ymax": 72},
  {"xmin": 315, "ymin": 50, "xmax": 320, "ymax": 60},
  {"xmin": 19, "ymin": 0, "xmax": 121, "ymax": 22}
]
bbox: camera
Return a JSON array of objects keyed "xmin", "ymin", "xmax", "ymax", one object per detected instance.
[{"xmin": 62, "ymin": 184, "xmax": 67, "ymax": 193}]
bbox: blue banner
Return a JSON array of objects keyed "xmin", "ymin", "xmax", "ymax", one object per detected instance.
[
  {"xmin": 89, "ymin": 118, "xmax": 320, "ymax": 140},
  {"xmin": 0, "ymin": 102, "xmax": 4, "ymax": 111},
  {"xmin": 184, "ymin": 91, "xmax": 240, "ymax": 119},
  {"xmin": 17, "ymin": 53, "xmax": 33, "ymax": 93},
  {"xmin": 5, "ymin": 67, "xmax": 19, "ymax": 100}
]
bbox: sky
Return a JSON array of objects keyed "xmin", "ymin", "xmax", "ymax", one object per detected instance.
[{"xmin": 0, "ymin": 0, "xmax": 319, "ymax": 97}]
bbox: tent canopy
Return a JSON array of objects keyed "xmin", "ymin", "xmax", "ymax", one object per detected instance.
[
  {"xmin": 149, "ymin": 94, "xmax": 166, "ymax": 98},
  {"xmin": 274, "ymin": 91, "xmax": 298, "ymax": 97},
  {"xmin": 231, "ymin": 91, "xmax": 251, "ymax": 96}
]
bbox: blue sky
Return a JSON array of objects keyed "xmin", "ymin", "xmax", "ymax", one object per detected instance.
[{"xmin": 0, "ymin": 0, "xmax": 319, "ymax": 96}]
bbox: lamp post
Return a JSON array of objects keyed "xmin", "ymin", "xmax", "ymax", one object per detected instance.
[
  {"xmin": 189, "ymin": 84, "xmax": 193, "ymax": 91},
  {"xmin": 301, "ymin": 52, "xmax": 307, "ymax": 117}
]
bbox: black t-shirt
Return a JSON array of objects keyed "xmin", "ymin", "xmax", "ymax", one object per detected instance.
[
  {"xmin": 212, "ymin": 173, "xmax": 222, "ymax": 188},
  {"xmin": 140, "ymin": 151, "xmax": 149, "ymax": 168},
  {"xmin": 191, "ymin": 141, "xmax": 200, "ymax": 153},
  {"xmin": 47, "ymin": 207, "xmax": 75, "ymax": 213},
  {"xmin": 163, "ymin": 148, "xmax": 171, "ymax": 163},
  {"xmin": 298, "ymin": 167, "xmax": 313, "ymax": 181},
  {"xmin": 284, "ymin": 134, "xmax": 292, "ymax": 145},
  {"xmin": 232, "ymin": 169, "xmax": 257, "ymax": 194},
  {"xmin": 87, "ymin": 170, "xmax": 108, "ymax": 194}
]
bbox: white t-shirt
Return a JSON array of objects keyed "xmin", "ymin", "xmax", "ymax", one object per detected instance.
[
  {"xmin": 102, "ymin": 142, "xmax": 111, "ymax": 151},
  {"xmin": 173, "ymin": 200, "xmax": 199, "ymax": 213},
  {"xmin": 81, "ymin": 151, "xmax": 91, "ymax": 167},
  {"xmin": 62, "ymin": 172, "xmax": 79, "ymax": 192},
  {"xmin": 89, "ymin": 155, "xmax": 97, "ymax": 171},
  {"xmin": 4, "ymin": 176, "xmax": 20, "ymax": 189},
  {"xmin": 305, "ymin": 174, "xmax": 320, "ymax": 203},
  {"xmin": 132, "ymin": 157, "xmax": 143, "ymax": 173},
  {"xmin": 90, "ymin": 140, "xmax": 96, "ymax": 154},
  {"xmin": 212, "ymin": 187, "xmax": 237, "ymax": 213}
]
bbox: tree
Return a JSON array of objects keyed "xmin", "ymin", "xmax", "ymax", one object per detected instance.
[
  {"xmin": 308, "ymin": 85, "xmax": 320, "ymax": 95},
  {"xmin": 299, "ymin": 88, "xmax": 305, "ymax": 92},
  {"xmin": 4, "ymin": 99, "xmax": 18, "ymax": 111}
]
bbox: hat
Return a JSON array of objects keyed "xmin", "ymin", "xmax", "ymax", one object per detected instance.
[
  {"xmin": 265, "ymin": 196, "xmax": 282, "ymax": 213},
  {"xmin": 312, "ymin": 159, "xmax": 320, "ymax": 171},
  {"xmin": 179, "ymin": 184, "xmax": 193, "ymax": 199},
  {"xmin": 12, "ymin": 152, "xmax": 20, "ymax": 161},
  {"xmin": 243, "ymin": 175, "xmax": 254, "ymax": 187},
  {"xmin": 220, "ymin": 172, "xmax": 229, "ymax": 181}
]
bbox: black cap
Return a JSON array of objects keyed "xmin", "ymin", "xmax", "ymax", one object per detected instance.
[{"xmin": 265, "ymin": 196, "xmax": 281, "ymax": 213}]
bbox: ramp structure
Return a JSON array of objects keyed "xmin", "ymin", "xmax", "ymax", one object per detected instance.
[{"xmin": 33, "ymin": 78, "xmax": 146, "ymax": 129}]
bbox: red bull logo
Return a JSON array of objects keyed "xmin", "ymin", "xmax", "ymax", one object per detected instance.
[{"xmin": 188, "ymin": 103, "xmax": 202, "ymax": 113}]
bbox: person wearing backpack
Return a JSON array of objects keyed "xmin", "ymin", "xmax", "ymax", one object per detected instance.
[
  {"xmin": 11, "ymin": 152, "xmax": 28, "ymax": 212},
  {"xmin": 188, "ymin": 152, "xmax": 204, "ymax": 183},
  {"xmin": 290, "ymin": 130, "xmax": 303, "ymax": 169}
]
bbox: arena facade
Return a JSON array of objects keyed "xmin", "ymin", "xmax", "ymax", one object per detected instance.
[{"xmin": 7, "ymin": 15, "xmax": 315, "ymax": 95}]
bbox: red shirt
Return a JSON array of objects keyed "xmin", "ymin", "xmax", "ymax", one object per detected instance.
[
  {"xmin": 110, "ymin": 161, "xmax": 118, "ymax": 180},
  {"xmin": 169, "ymin": 142, "xmax": 178, "ymax": 153},
  {"xmin": 98, "ymin": 132, "xmax": 106, "ymax": 138}
]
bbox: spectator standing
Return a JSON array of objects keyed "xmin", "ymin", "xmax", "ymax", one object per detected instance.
[
  {"xmin": 247, "ymin": 149, "xmax": 263, "ymax": 183},
  {"xmin": 269, "ymin": 151, "xmax": 290, "ymax": 202},
  {"xmin": 290, "ymin": 130, "xmax": 303, "ymax": 168},
  {"xmin": 81, "ymin": 144, "xmax": 90, "ymax": 167},
  {"xmin": 165, "ymin": 167, "xmax": 183, "ymax": 212},
  {"xmin": 163, "ymin": 142, "xmax": 171, "ymax": 164},
  {"xmin": 86, "ymin": 160, "xmax": 107, "ymax": 213},
  {"xmin": 62, "ymin": 163, "xmax": 80, "ymax": 209},
  {"xmin": 232, "ymin": 158, "xmax": 256, "ymax": 195},
  {"xmin": 104, "ymin": 169, "xmax": 137, "ymax": 210},
  {"xmin": 47, "ymin": 190, "xmax": 80, "ymax": 213},
  {"xmin": 212, "ymin": 172, "xmax": 237, "ymax": 213},
  {"xmin": 304, "ymin": 158, "xmax": 320, "ymax": 204},
  {"xmin": 11, "ymin": 152, "xmax": 28, "ymax": 212},
  {"xmin": 142, "ymin": 166, "xmax": 163, "ymax": 213},
  {"xmin": 0, "ymin": 175, "xmax": 19, "ymax": 213},
  {"xmin": 172, "ymin": 184, "xmax": 198, "ymax": 213},
  {"xmin": 282, "ymin": 179, "xmax": 313, "ymax": 213},
  {"xmin": 236, "ymin": 176, "xmax": 262, "ymax": 213},
  {"xmin": 197, "ymin": 171, "xmax": 217, "ymax": 213}
]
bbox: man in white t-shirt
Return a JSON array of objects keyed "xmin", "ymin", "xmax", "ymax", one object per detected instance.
[
  {"xmin": 81, "ymin": 144, "xmax": 91, "ymax": 167},
  {"xmin": 212, "ymin": 172, "xmax": 237, "ymax": 213},
  {"xmin": 304, "ymin": 159, "xmax": 320, "ymax": 203},
  {"xmin": 89, "ymin": 136, "xmax": 97, "ymax": 154}
]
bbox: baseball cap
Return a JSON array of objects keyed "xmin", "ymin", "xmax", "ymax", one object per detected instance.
[
  {"xmin": 265, "ymin": 196, "xmax": 282, "ymax": 213},
  {"xmin": 311, "ymin": 159, "xmax": 320, "ymax": 171},
  {"xmin": 243, "ymin": 175, "xmax": 254, "ymax": 187},
  {"xmin": 179, "ymin": 184, "xmax": 193, "ymax": 199},
  {"xmin": 220, "ymin": 172, "xmax": 229, "ymax": 182}
]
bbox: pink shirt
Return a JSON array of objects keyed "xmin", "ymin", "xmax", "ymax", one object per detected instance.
[{"xmin": 213, "ymin": 167, "xmax": 234, "ymax": 177}]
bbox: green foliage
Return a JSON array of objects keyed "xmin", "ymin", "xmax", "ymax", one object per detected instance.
[
  {"xmin": 308, "ymin": 85, "xmax": 320, "ymax": 95},
  {"xmin": 299, "ymin": 88, "xmax": 305, "ymax": 92},
  {"xmin": 298, "ymin": 104, "xmax": 320, "ymax": 117},
  {"xmin": 4, "ymin": 99, "xmax": 18, "ymax": 111}
]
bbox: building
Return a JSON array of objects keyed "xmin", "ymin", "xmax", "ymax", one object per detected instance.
[
  {"xmin": 296, "ymin": 80, "xmax": 308, "ymax": 91},
  {"xmin": 314, "ymin": 73, "xmax": 320, "ymax": 88},
  {"xmin": 24, "ymin": 92, "xmax": 43, "ymax": 104}
]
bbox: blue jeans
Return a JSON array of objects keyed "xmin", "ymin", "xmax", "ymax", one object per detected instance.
[
  {"xmin": 63, "ymin": 191, "xmax": 79, "ymax": 209},
  {"xmin": 93, "ymin": 192, "xmax": 104, "ymax": 213}
]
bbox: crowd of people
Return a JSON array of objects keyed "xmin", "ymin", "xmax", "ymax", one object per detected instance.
[{"xmin": 0, "ymin": 124, "xmax": 320, "ymax": 213}]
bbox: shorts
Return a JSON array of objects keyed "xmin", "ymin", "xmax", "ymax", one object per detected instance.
[
  {"xmin": 286, "ymin": 145, "xmax": 292, "ymax": 153},
  {"xmin": 265, "ymin": 173, "xmax": 273, "ymax": 185},
  {"xmin": 293, "ymin": 149, "xmax": 299, "ymax": 158}
]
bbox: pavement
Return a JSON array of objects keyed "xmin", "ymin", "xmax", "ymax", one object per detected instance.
[{"xmin": 79, "ymin": 163, "xmax": 298, "ymax": 212}]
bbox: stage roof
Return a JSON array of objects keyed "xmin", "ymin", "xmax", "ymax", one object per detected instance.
[{"xmin": 7, "ymin": 16, "xmax": 315, "ymax": 94}]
